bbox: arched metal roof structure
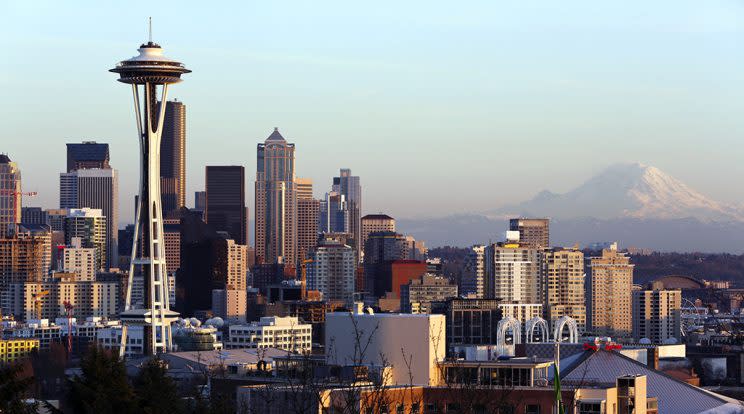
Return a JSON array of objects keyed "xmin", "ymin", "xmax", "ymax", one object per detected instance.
[
  {"xmin": 497, "ymin": 316, "xmax": 522, "ymax": 346},
  {"xmin": 526, "ymin": 317, "xmax": 549, "ymax": 343},
  {"xmin": 553, "ymin": 316, "xmax": 579, "ymax": 343}
]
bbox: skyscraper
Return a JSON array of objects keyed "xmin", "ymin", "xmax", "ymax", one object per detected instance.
[
  {"xmin": 588, "ymin": 243, "xmax": 634, "ymax": 337},
  {"xmin": 509, "ymin": 218, "xmax": 549, "ymax": 248},
  {"xmin": 194, "ymin": 191, "xmax": 206, "ymax": 219},
  {"xmin": 484, "ymin": 234, "xmax": 543, "ymax": 304},
  {"xmin": 319, "ymin": 191, "xmax": 349, "ymax": 234},
  {"xmin": 64, "ymin": 208, "xmax": 107, "ymax": 272},
  {"xmin": 205, "ymin": 166, "xmax": 247, "ymax": 245},
  {"xmin": 255, "ymin": 128, "xmax": 297, "ymax": 266},
  {"xmin": 0, "ymin": 155, "xmax": 21, "ymax": 237},
  {"xmin": 307, "ymin": 237, "xmax": 355, "ymax": 303},
  {"xmin": 544, "ymin": 247, "xmax": 586, "ymax": 332},
  {"xmin": 59, "ymin": 168, "xmax": 119, "ymax": 269},
  {"xmin": 21, "ymin": 207, "xmax": 46, "ymax": 226},
  {"xmin": 61, "ymin": 237, "xmax": 97, "ymax": 282},
  {"xmin": 632, "ymin": 286, "xmax": 681, "ymax": 343},
  {"xmin": 360, "ymin": 214, "xmax": 395, "ymax": 256},
  {"xmin": 461, "ymin": 245, "xmax": 485, "ymax": 298},
  {"xmin": 335, "ymin": 169, "xmax": 361, "ymax": 258},
  {"xmin": 363, "ymin": 231, "xmax": 412, "ymax": 297},
  {"xmin": 0, "ymin": 231, "xmax": 53, "ymax": 315},
  {"xmin": 160, "ymin": 100, "xmax": 186, "ymax": 217},
  {"xmin": 176, "ymin": 211, "xmax": 246, "ymax": 316},
  {"xmin": 66, "ymin": 142, "xmax": 110, "ymax": 172},
  {"xmin": 296, "ymin": 178, "xmax": 319, "ymax": 261},
  {"xmin": 295, "ymin": 178, "xmax": 313, "ymax": 200}
]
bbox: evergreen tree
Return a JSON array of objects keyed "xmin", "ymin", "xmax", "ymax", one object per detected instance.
[
  {"xmin": 134, "ymin": 357, "xmax": 183, "ymax": 414},
  {"xmin": 68, "ymin": 346, "xmax": 136, "ymax": 414},
  {"xmin": 0, "ymin": 362, "xmax": 35, "ymax": 413}
]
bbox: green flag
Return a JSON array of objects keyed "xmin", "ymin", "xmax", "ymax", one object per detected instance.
[{"xmin": 554, "ymin": 363, "xmax": 565, "ymax": 414}]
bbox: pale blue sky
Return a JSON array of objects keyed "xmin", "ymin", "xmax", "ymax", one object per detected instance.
[{"xmin": 2, "ymin": 1, "xmax": 744, "ymax": 225}]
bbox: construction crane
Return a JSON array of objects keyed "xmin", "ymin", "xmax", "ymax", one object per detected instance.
[
  {"xmin": 300, "ymin": 259, "xmax": 313, "ymax": 299},
  {"xmin": 31, "ymin": 290, "xmax": 49, "ymax": 320},
  {"xmin": 63, "ymin": 301, "xmax": 74, "ymax": 355}
]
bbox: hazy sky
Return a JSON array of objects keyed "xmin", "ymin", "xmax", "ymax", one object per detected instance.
[{"xmin": 2, "ymin": 1, "xmax": 744, "ymax": 226}]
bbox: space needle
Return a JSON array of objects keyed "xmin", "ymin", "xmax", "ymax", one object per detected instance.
[{"xmin": 110, "ymin": 24, "xmax": 190, "ymax": 356}]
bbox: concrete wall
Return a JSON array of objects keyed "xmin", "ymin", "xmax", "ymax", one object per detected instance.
[{"xmin": 325, "ymin": 312, "xmax": 445, "ymax": 386}]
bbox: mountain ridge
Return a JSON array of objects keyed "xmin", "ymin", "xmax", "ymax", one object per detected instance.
[
  {"xmin": 489, "ymin": 162, "xmax": 744, "ymax": 222},
  {"xmin": 396, "ymin": 163, "xmax": 744, "ymax": 252}
]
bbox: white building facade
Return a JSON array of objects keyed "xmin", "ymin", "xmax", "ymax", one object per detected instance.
[{"xmin": 226, "ymin": 316, "xmax": 311, "ymax": 353}]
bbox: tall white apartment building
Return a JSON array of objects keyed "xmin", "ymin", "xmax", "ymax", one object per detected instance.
[
  {"xmin": 62, "ymin": 237, "xmax": 96, "ymax": 282},
  {"xmin": 484, "ymin": 233, "xmax": 543, "ymax": 304},
  {"xmin": 307, "ymin": 238, "xmax": 356, "ymax": 303}
]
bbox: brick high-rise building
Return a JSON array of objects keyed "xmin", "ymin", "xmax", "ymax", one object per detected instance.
[
  {"xmin": 588, "ymin": 243, "xmax": 634, "ymax": 337},
  {"xmin": 509, "ymin": 218, "xmax": 549, "ymax": 248},
  {"xmin": 205, "ymin": 166, "xmax": 246, "ymax": 245},
  {"xmin": 255, "ymin": 128, "xmax": 297, "ymax": 266},
  {"xmin": 633, "ymin": 286, "xmax": 681, "ymax": 344},
  {"xmin": 160, "ymin": 100, "xmax": 186, "ymax": 217},
  {"xmin": 544, "ymin": 247, "xmax": 586, "ymax": 332}
]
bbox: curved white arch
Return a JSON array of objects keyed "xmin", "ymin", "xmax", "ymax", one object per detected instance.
[
  {"xmin": 553, "ymin": 316, "xmax": 579, "ymax": 343},
  {"xmin": 526, "ymin": 317, "xmax": 549, "ymax": 343},
  {"xmin": 497, "ymin": 316, "xmax": 522, "ymax": 346}
]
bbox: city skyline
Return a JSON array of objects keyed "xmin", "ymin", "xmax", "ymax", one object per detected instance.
[
  {"xmin": 3, "ymin": 5, "xmax": 744, "ymax": 414},
  {"xmin": 4, "ymin": 1, "xmax": 744, "ymax": 225}
]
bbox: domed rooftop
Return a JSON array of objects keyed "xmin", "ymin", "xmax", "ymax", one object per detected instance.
[{"xmin": 0, "ymin": 154, "xmax": 11, "ymax": 164}]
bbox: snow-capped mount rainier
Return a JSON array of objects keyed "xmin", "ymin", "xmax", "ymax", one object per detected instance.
[
  {"xmin": 397, "ymin": 163, "xmax": 744, "ymax": 252},
  {"xmin": 491, "ymin": 162, "xmax": 744, "ymax": 222}
]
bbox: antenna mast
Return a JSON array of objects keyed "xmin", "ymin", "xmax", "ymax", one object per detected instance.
[{"xmin": 148, "ymin": 17, "xmax": 152, "ymax": 42}]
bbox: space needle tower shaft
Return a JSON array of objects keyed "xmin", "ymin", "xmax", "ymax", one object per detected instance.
[{"xmin": 110, "ymin": 28, "xmax": 190, "ymax": 357}]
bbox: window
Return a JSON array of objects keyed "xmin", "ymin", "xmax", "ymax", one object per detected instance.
[
  {"xmin": 578, "ymin": 402, "xmax": 602, "ymax": 414},
  {"xmin": 499, "ymin": 406, "xmax": 515, "ymax": 414},
  {"xmin": 525, "ymin": 405, "xmax": 540, "ymax": 414}
]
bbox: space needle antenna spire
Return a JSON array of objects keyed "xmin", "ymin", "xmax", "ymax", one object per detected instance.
[{"xmin": 110, "ymin": 29, "xmax": 190, "ymax": 357}]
